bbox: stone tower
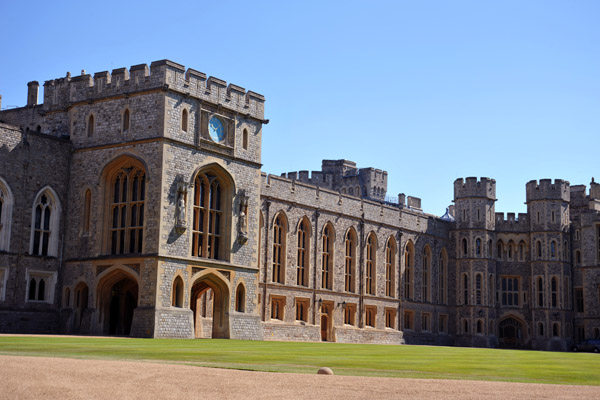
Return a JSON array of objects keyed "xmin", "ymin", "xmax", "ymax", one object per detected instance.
[
  {"xmin": 453, "ymin": 177, "xmax": 496, "ymax": 347},
  {"xmin": 526, "ymin": 179, "xmax": 571, "ymax": 350}
]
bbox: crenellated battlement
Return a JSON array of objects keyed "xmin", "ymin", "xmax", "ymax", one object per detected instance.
[
  {"xmin": 454, "ymin": 177, "xmax": 496, "ymax": 200},
  {"xmin": 525, "ymin": 179, "xmax": 569, "ymax": 202},
  {"xmin": 40, "ymin": 59, "xmax": 265, "ymax": 119},
  {"xmin": 495, "ymin": 212, "xmax": 529, "ymax": 231}
]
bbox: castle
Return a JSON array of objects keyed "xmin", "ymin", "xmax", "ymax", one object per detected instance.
[{"xmin": 0, "ymin": 60, "xmax": 598, "ymax": 350}]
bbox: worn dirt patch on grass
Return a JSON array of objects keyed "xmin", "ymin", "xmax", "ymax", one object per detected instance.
[{"xmin": 0, "ymin": 355, "xmax": 597, "ymax": 400}]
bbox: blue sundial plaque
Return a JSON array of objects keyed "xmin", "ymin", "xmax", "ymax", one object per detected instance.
[{"xmin": 209, "ymin": 116, "xmax": 225, "ymax": 142}]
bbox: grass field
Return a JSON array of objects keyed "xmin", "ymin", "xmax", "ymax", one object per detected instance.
[{"xmin": 0, "ymin": 336, "xmax": 599, "ymax": 385}]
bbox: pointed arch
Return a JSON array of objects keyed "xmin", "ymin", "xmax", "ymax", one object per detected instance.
[
  {"xmin": 191, "ymin": 164, "xmax": 236, "ymax": 261},
  {"xmin": 95, "ymin": 266, "xmax": 140, "ymax": 336},
  {"xmin": 497, "ymin": 240, "xmax": 504, "ymax": 260},
  {"xmin": 385, "ymin": 236, "xmax": 396, "ymax": 297},
  {"xmin": 518, "ymin": 240, "xmax": 526, "ymax": 261},
  {"xmin": 87, "ymin": 113, "xmax": 95, "ymax": 137},
  {"xmin": 344, "ymin": 226, "xmax": 357, "ymax": 293},
  {"xmin": 101, "ymin": 156, "xmax": 147, "ymax": 255},
  {"xmin": 272, "ymin": 211, "xmax": 288, "ymax": 284},
  {"xmin": 172, "ymin": 276, "xmax": 184, "ymax": 308},
  {"xmin": 190, "ymin": 270, "xmax": 231, "ymax": 339},
  {"xmin": 296, "ymin": 216, "xmax": 311, "ymax": 287},
  {"xmin": 507, "ymin": 240, "xmax": 515, "ymax": 260},
  {"xmin": 235, "ymin": 282, "xmax": 246, "ymax": 313},
  {"xmin": 0, "ymin": 177, "xmax": 14, "ymax": 252},
  {"xmin": 181, "ymin": 108, "xmax": 189, "ymax": 132},
  {"xmin": 321, "ymin": 221, "xmax": 334, "ymax": 290},
  {"xmin": 422, "ymin": 244, "xmax": 432, "ymax": 302},
  {"xmin": 438, "ymin": 248, "xmax": 448, "ymax": 304},
  {"xmin": 404, "ymin": 240, "xmax": 415, "ymax": 300},
  {"xmin": 365, "ymin": 232, "xmax": 377, "ymax": 295},
  {"xmin": 122, "ymin": 108, "xmax": 130, "ymax": 133},
  {"xmin": 29, "ymin": 185, "xmax": 61, "ymax": 257}
]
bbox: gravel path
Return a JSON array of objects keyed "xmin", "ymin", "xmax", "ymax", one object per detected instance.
[{"xmin": 0, "ymin": 355, "xmax": 597, "ymax": 399}]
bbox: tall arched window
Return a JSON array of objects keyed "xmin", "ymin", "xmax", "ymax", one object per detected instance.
[
  {"xmin": 550, "ymin": 241, "xmax": 556, "ymax": 259},
  {"xmin": 422, "ymin": 246, "xmax": 431, "ymax": 302},
  {"xmin": 87, "ymin": 114, "xmax": 94, "ymax": 137},
  {"xmin": 537, "ymin": 277, "xmax": 544, "ymax": 307},
  {"xmin": 272, "ymin": 213, "xmax": 287, "ymax": 283},
  {"xmin": 181, "ymin": 109, "xmax": 188, "ymax": 132},
  {"xmin": 122, "ymin": 109, "xmax": 130, "ymax": 133},
  {"xmin": 321, "ymin": 224, "xmax": 333, "ymax": 290},
  {"xmin": 463, "ymin": 273, "xmax": 469, "ymax": 305},
  {"xmin": 536, "ymin": 241, "xmax": 542, "ymax": 259},
  {"xmin": 462, "ymin": 238, "xmax": 468, "ymax": 257},
  {"xmin": 297, "ymin": 218, "xmax": 309, "ymax": 287},
  {"xmin": 439, "ymin": 249, "xmax": 448, "ymax": 304},
  {"xmin": 518, "ymin": 241, "xmax": 526, "ymax": 261},
  {"xmin": 508, "ymin": 241, "xmax": 514, "ymax": 260},
  {"xmin": 344, "ymin": 228, "xmax": 357, "ymax": 292},
  {"xmin": 172, "ymin": 276, "xmax": 184, "ymax": 308},
  {"xmin": 551, "ymin": 277, "xmax": 558, "ymax": 308},
  {"xmin": 404, "ymin": 241, "xmax": 414, "ymax": 300},
  {"xmin": 242, "ymin": 128, "xmax": 249, "ymax": 150},
  {"xmin": 30, "ymin": 187, "xmax": 61, "ymax": 257},
  {"xmin": 235, "ymin": 283, "xmax": 246, "ymax": 312},
  {"xmin": 83, "ymin": 189, "xmax": 91, "ymax": 234},
  {"xmin": 475, "ymin": 274, "xmax": 482, "ymax": 305},
  {"xmin": 366, "ymin": 233, "xmax": 376, "ymax": 295},
  {"xmin": 192, "ymin": 171, "xmax": 227, "ymax": 259},
  {"xmin": 497, "ymin": 240, "xmax": 504, "ymax": 260},
  {"xmin": 489, "ymin": 274, "xmax": 494, "ymax": 305},
  {"xmin": 0, "ymin": 178, "xmax": 14, "ymax": 252},
  {"xmin": 385, "ymin": 237, "xmax": 396, "ymax": 297},
  {"xmin": 476, "ymin": 238, "xmax": 481, "ymax": 256},
  {"xmin": 108, "ymin": 166, "xmax": 145, "ymax": 255}
]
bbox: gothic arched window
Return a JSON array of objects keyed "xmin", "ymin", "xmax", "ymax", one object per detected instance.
[
  {"xmin": 321, "ymin": 224, "xmax": 333, "ymax": 290},
  {"xmin": 109, "ymin": 166, "xmax": 145, "ymax": 255},
  {"xmin": 344, "ymin": 228, "xmax": 357, "ymax": 292},
  {"xmin": 385, "ymin": 237, "xmax": 396, "ymax": 297},
  {"xmin": 30, "ymin": 188, "xmax": 61, "ymax": 257},
  {"xmin": 192, "ymin": 172, "xmax": 224, "ymax": 259}
]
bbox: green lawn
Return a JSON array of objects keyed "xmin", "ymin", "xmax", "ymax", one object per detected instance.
[{"xmin": 0, "ymin": 336, "xmax": 598, "ymax": 385}]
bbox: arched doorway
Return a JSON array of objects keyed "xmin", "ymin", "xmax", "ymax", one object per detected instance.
[
  {"xmin": 190, "ymin": 272, "xmax": 230, "ymax": 339},
  {"xmin": 97, "ymin": 269, "xmax": 139, "ymax": 336},
  {"xmin": 498, "ymin": 316, "xmax": 525, "ymax": 348},
  {"xmin": 73, "ymin": 282, "xmax": 89, "ymax": 333}
]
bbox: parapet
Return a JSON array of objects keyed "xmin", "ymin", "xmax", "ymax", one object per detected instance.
[
  {"xmin": 454, "ymin": 177, "xmax": 496, "ymax": 200},
  {"xmin": 525, "ymin": 179, "xmax": 570, "ymax": 202},
  {"xmin": 40, "ymin": 59, "xmax": 265, "ymax": 120},
  {"xmin": 495, "ymin": 212, "xmax": 529, "ymax": 232}
]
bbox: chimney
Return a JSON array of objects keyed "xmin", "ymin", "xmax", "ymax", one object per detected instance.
[{"xmin": 27, "ymin": 81, "xmax": 39, "ymax": 106}]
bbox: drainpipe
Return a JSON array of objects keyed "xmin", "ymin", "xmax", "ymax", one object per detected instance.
[
  {"xmin": 262, "ymin": 200, "xmax": 270, "ymax": 321},
  {"xmin": 358, "ymin": 216, "xmax": 365, "ymax": 328},
  {"xmin": 312, "ymin": 210, "xmax": 319, "ymax": 325}
]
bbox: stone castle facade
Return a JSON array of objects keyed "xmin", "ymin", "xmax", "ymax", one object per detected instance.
[{"xmin": 0, "ymin": 60, "xmax": 598, "ymax": 350}]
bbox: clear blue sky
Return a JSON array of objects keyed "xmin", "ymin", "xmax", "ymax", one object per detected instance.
[{"xmin": 1, "ymin": 1, "xmax": 599, "ymax": 216}]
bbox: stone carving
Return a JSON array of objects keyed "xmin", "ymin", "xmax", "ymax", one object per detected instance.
[
  {"xmin": 237, "ymin": 190, "xmax": 249, "ymax": 244},
  {"xmin": 175, "ymin": 180, "xmax": 188, "ymax": 234}
]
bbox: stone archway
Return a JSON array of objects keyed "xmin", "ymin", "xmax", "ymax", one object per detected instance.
[
  {"xmin": 190, "ymin": 272, "xmax": 230, "ymax": 339},
  {"xmin": 96, "ymin": 268, "xmax": 139, "ymax": 336},
  {"xmin": 498, "ymin": 316, "xmax": 526, "ymax": 348}
]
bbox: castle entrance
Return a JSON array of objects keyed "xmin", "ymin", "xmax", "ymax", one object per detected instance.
[
  {"xmin": 96, "ymin": 269, "xmax": 138, "ymax": 336},
  {"xmin": 190, "ymin": 272, "xmax": 230, "ymax": 339},
  {"xmin": 498, "ymin": 317, "xmax": 525, "ymax": 348}
]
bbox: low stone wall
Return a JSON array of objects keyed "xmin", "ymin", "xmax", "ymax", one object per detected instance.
[
  {"xmin": 230, "ymin": 313, "xmax": 263, "ymax": 340},
  {"xmin": 0, "ymin": 310, "xmax": 59, "ymax": 334},
  {"xmin": 154, "ymin": 307, "xmax": 193, "ymax": 338},
  {"xmin": 263, "ymin": 322, "xmax": 321, "ymax": 342},
  {"xmin": 335, "ymin": 326, "xmax": 404, "ymax": 344}
]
